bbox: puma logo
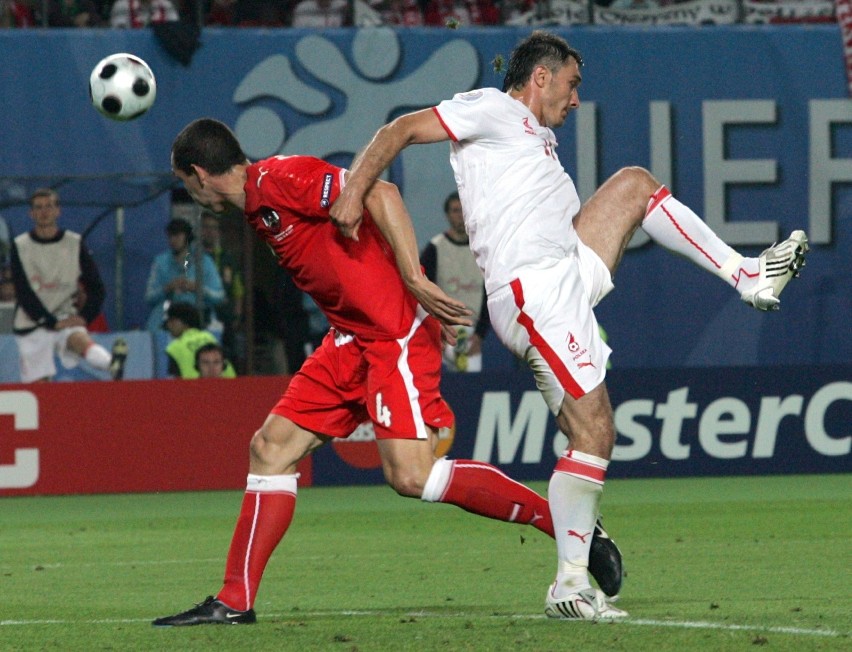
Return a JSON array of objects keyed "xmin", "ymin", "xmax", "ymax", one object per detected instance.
[{"xmin": 567, "ymin": 529, "xmax": 591, "ymax": 543}]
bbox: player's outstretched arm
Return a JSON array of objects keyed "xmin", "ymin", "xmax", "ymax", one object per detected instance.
[
  {"xmin": 332, "ymin": 109, "xmax": 449, "ymax": 241},
  {"xmin": 365, "ymin": 179, "xmax": 472, "ymax": 331}
]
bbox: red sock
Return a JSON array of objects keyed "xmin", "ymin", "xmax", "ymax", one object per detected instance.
[
  {"xmin": 217, "ymin": 480, "xmax": 297, "ymax": 611},
  {"xmin": 430, "ymin": 459, "xmax": 554, "ymax": 537}
]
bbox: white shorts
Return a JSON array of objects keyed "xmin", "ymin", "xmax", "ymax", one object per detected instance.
[
  {"xmin": 487, "ymin": 239, "xmax": 614, "ymax": 414},
  {"xmin": 15, "ymin": 326, "xmax": 87, "ymax": 383}
]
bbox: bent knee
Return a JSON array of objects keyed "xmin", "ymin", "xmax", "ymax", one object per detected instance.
[
  {"xmin": 613, "ymin": 166, "xmax": 660, "ymax": 196},
  {"xmin": 386, "ymin": 471, "xmax": 427, "ymax": 498}
]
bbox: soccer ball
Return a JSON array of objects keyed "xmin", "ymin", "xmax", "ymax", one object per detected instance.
[{"xmin": 89, "ymin": 53, "xmax": 156, "ymax": 121}]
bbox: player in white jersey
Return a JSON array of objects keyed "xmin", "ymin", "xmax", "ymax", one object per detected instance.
[{"xmin": 332, "ymin": 30, "xmax": 808, "ymax": 620}]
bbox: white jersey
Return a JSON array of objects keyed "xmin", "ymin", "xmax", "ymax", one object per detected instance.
[{"xmin": 434, "ymin": 88, "xmax": 582, "ymax": 294}]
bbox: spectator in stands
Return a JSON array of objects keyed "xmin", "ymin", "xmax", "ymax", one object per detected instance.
[
  {"xmin": 423, "ymin": 0, "xmax": 499, "ymax": 26},
  {"xmin": 200, "ymin": 210, "xmax": 245, "ymax": 368},
  {"xmin": 10, "ymin": 188, "xmax": 127, "ymax": 382},
  {"xmin": 110, "ymin": 0, "xmax": 178, "ymax": 27},
  {"xmin": 291, "ymin": 0, "xmax": 350, "ymax": 27},
  {"xmin": 46, "ymin": 0, "xmax": 104, "ymax": 26},
  {"xmin": 0, "ymin": 0, "xmax": 35, "ymax": 27},
  {"xmin": 0, "ymin": 212, "xmax": 15, "ymax": 302},
  {"xmin": 194, "ymin": 341, "xmax": 232, "ymax": 378},
  {"xmin": 377, "ymin": 0, "xmax": 423, "ymax": 26},
  {"xmin": 235, "ymin": 0, "xmax": 289, "ymax": 25},
  {"xmin": 205, "ymin": 0, "xmax": 236, "ymax": 24},
  {"xmin": 162, "ymin": 301, "xmax": 236, "ymax": 379},
  {"xmin": 420, "ymin": 191, "xmax": 489, "ymax": 372},
  {"xmin": 144, "ymin": 217, "xmax": 225, "ymax": 335}
]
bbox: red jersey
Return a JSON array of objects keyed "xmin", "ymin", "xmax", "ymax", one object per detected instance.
[{"xmin": 244, "ymin": 155, "xmax": 418, "ymax": 340}]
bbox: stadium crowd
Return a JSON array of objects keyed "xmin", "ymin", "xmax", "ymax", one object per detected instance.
[{"xmin": 0, "ymin": 0, "xmax": 838, "ymax": 29}]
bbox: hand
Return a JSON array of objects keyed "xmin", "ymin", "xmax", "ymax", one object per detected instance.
[
  {"xmin": 406, "ymin": 276, "xmax": 473, "ymax": 330},
  {"xmin": 55, "ymin": 315, "xmax": 86, "ymax": 330},
  {"xmin": 329, "ymin": 189, "xmax": 364, "ymax": 241}
]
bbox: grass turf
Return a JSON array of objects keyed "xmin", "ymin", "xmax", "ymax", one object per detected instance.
[{"xmin": 0, "ymin": 474, "xmax": 849, "ymax": 651}]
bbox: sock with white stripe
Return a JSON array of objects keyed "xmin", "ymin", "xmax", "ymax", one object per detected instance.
[
  {"xmin": 422, "ymin": 457, "xmax": 554, "ymax": 536},
  {"xmin": 642, "ymin": 186, "xmax": 759, "ymax": 293},
  {"xmin": 548, "ymin": 449, "xmax": 607, "ymax": 598},
  {"xmin": 83, "ymin": 342, "xmax": 112, "ymax": 371},
  {"xmin": 216, "ymin": 474, "xmax": 298, "ymax": 611}
]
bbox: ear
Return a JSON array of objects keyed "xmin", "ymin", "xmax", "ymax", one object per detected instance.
[
  {"xmin": 532, "ymin": 64, "xmax": 550, "ymax": 90},
  {"xmin": 190, "ymin": 163, "xmax": 208, "ymax": 186}
]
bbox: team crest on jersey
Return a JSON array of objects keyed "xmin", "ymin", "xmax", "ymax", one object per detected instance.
[
  {"xmin": 261, "ymin": 207, "xmax": 281, "ymax": 233},
  {"xmin": 320, "ymin": 173, "xmax": 333, "ymax": 208}
]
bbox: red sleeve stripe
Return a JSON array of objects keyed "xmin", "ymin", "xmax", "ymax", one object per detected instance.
[
  {"xmin": 432, "ymin": 106, "xmax": 458, "ymax": 142},
  {"xmin": 509, "ymin": 279, "xmax": 586, "ymax": 400}
]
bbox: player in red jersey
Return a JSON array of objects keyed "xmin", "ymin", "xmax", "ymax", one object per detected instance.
[{"xmin": 153, "ymin": 118, "xmax": 575, "ymax": 626}]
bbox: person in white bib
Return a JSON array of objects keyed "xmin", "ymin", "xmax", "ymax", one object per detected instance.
[{"xmin": 331, "ymin": 30, "xmax": 809, "ymax": 620}]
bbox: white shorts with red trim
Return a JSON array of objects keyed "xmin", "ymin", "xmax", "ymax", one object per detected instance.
[{"xmin": 487, "ymin": 239, "xmax": 614, "ymax": 414}]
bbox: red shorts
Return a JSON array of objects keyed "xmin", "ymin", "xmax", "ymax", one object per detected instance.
[{"xmin": 272, "ymin": 308, "xmax": 454, "ymax": 440}]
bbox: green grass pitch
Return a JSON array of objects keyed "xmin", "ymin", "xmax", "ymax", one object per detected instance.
[{"xmin": 1, "ymin": 474, "xmax": 849, "ymax": 651}]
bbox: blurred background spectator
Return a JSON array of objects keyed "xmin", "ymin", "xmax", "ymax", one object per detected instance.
[
  {"xmin": 1, "ymin": 0, "xmax": 35, "ymax": 26},
  {"xmin": 46, "ymin": 0, "xmax": 104, "ymax": 26},
  {"xmin": 291, "ymin": 0, "xmax": 350, "ymax": 27},
  {"xmin": 110, "ymin": 0, "xmax": 178, "ymax": 27}
]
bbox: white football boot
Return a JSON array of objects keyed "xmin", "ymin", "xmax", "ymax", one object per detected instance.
[
  {"xmin": 544, "ymin": 584, "xmax": 628, "ymax": 621},
  {"xmin": 740, "ymin": 230, "xmax": 809, "ymax": 311}
]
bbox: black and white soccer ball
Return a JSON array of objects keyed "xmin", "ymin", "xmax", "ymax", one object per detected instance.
[{"xmin": 89, "ymin": 53, "xmax": 156, "ymax": 121}]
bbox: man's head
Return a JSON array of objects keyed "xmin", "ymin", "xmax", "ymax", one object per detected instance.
[
  {"xmin": 29, "ymin": 188, "xmax": 60, "ymax": 230},
  {"xmin": 200, "ymin": 212, "xmax": 221, "ymax": 251},
  {"xmin": 171, "ymin": 118, "xmax": 248, "ymax": 214},
  {"xmin": 502, "ymin": 31, "xmax": 583, "ymax": 129},
  {"xmin": 502, "ymin": 31, "xmax": 583, "ymax": 93},
  {"xmin": 165, "ymin": 218, "xmax": 193, "ymax": 255},
  {"xmin": 443, "ymin": 191, "xmax": 464, "ymax": 237},
  {"xmin": 195, "ymin": 341, "xmax": 227, "ymax": 378},
  {"xmin": 162, "ymin": 301, "xmax": 202, "ymax": 336}
]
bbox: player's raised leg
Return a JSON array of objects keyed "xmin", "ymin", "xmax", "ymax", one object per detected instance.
[{"xmin": 575, "ymin": 167, "xmax": 809, "ymax": 311}]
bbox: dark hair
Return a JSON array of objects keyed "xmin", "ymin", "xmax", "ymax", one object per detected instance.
[
  {"xmin": 165, "ymin": 218, "xmax": 193, "ymax": 238},
  {"xmin": 30, "ymin": 187, "xmax": 58, "ymax": 207},
  {"xmin": 501, "ymin": 31, "xmax": 583, "ymax": 93},
  {"xmin": 165, "ymin": 301, "xmax": 202, "ymax": 329},
  {"xmin": 195, "ymin": 341, "xmax": 225, "ymax": 370},
  {"xmin": 443, "ymin": 191, "xmax": 460, "ymax": 214},
  {"xmin": 171, "ymin": 118, "xmax": 248, "ymax": 176}
]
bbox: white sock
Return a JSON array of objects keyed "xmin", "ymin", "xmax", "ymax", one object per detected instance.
[
  {"xmin": 84, "ymin": 343, "xmax": 112, "ymax": 371},
  {"xmin": 643, "ymin": 187, "xmax": 759, "ymax": 293},
  {"xmin": 548, "ymin": 449, "xmax": 608, "ymax": 597}
]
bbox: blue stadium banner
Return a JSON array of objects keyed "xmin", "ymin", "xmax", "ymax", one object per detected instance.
[{"xmin": 308, "ymin": 365, "xmax": 851, "ymax": 485}]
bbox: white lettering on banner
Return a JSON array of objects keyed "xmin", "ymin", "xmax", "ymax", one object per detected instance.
[
  {"xmin": 580, "ymin": 100, "xmax": 842, "ymax": 248},
  {"xmin": 0, "ymin": 391, "xmax": 39, "ymax": 489},
  {"xmin": 472, "ymin": 383, "xmax": 851, "ymax": 465},
  {"xmin": 472, "ymin": 391, "xmax": 549, "ymax": 463}
]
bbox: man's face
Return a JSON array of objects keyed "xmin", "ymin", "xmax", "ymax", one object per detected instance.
[
  {"xmin": 540, "ymin": 58, "xmax": 581, "ymax": 129},
  {"xmin": 167, "ymin": 231, "xmax": 189, "ymax": 255},
  {"xmin": 200, "ymin": 217, "xmax": 219, "ymax": 249},
  {"xmin": 173, "ymin": 167, "xmax": 228, "ymax": 215},
  {"xmin": 445, "ymin": 199, "xmax": 464, "ymax": 233},
  {"xmin": 197, "ymin": 351, "xmax": 225, "ymax": 378},
  {"xmin": 30, "ymin": 195, "xmax": 60, "ymax": 229}
]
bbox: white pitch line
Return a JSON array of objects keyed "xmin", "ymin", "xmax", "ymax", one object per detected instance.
[{"xmin": 1, "ymin": 610, "xmax": 844, "ymax": 637}]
